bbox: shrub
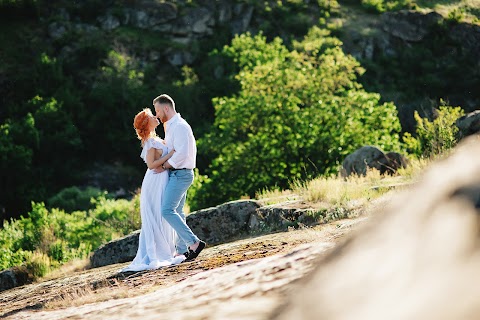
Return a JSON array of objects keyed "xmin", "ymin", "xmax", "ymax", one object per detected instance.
[
  {"xmin": 47, "ymin": 186, "xmax": 108, "ymax": 212},
  {"xmin": 0, "ymin": 195, "xmax": 139, "ymax": 273},
  {"xmin": 25, "ymin": 251, "xmax": 51, "ymax": 279},
  {"xmin": 403, "ymin": 105, "xmax": 464, "ymax": 158}
]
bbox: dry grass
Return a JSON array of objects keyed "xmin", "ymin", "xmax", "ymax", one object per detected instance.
[
  {"xmin": 42, "ymin": 279, "xmax": 142, "ymax": 310},
  {"xmin": 257, "ymin": 157, "xmax": 432, "ymax": 209},
  {"xmin": 39, "ymin": 258, "xmax": 91, "ymax": 282},
  {"xmin": 415, "ymin": 0, "xmax": 480, "ymax": 24}
]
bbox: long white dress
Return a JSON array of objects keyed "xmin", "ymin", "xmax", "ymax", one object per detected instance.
[{"xmin": 121, "ymin": 137, "xmax": 185, "ymax": 272}]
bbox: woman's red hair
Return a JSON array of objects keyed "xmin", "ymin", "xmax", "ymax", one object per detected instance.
[{"xmin": 133, "ymin": 108, "xmax": 155, "ymax": 144}]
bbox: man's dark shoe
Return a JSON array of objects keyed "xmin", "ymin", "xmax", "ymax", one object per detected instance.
[
  {"xmin": 182, "ymin": 251, "xmax": 190, "ymax": 259},
  {"xmin": 185, "ymin": 241, "xmax": 206, "ymax": 261}
]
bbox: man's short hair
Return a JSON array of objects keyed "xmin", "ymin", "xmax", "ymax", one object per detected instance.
[{"xmin": 153, "ymin": 94, "xmax": 175, "ymax": 110}]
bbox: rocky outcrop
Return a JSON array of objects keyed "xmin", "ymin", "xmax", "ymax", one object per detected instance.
[
  {"xmin": 274, "ymin": 135, "xmax": 480, "ymax": 319},
  {"xmin": 186, "ymin": 200, "xmax": 261, "ymax": 244},
  {"xmin": 342, "ymin": 10, "xmax": 480, "ymax": 133},
  {"xmin": 89, "ymin": 199, "xmax": 332, "ymax": 268},
  {"xmin": 341, "ymin": 146, "xmax": 408, "ymax": 177},
  {"xmin": 90, "ymin": 200, "xmax": 262, "ymax": 268},
  {"xmin": 47, "ymin": 0, "xmax": 258, "ymax": 67},
  {"xmin": 249, "ymin": 206, "xmax": 317, "ymax": 232},
  {"xmin": 381, "ymin": 10, "xmax": 442, "ymax": 42},
  {"xmin": 456, "ymin": 109, "xmax": 480, "ymax": 138},
  {"xmin": 90, "ymin": 230, "xmax": 140, "ymax": 269},
  {"xmin": 0, "ymin": 267, "xmax": 31, "ymax": 293}
]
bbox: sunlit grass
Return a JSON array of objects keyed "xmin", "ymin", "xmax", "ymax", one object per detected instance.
[
  {"xmin": 255, "ymin": 188, "xmax": 301, "ymax": 206},
  {"xmin": 415, "ymin": 0, "xmax": 480, "ymax": 24},
  {"xmin": 39, "ymin": 258, "xmax": 91, "ymax": 281},
  {"xmin": 257, "ymin": 156, "xmax": 432, "ymax": 208}
]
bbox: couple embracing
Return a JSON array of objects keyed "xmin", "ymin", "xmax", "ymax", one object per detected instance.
[{"xmin": 122, "ymin": 94, "xmax": 206, "ymax": 272}]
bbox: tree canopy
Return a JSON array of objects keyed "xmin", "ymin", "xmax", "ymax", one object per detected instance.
[{"xmin": 192, "ymin": 28, "xmax": 402, "ymax": 210}]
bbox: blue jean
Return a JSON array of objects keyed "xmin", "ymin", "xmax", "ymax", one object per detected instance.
[{"xmin": 161, "ymin": 169, "xmax": 199, "ymax": 253}]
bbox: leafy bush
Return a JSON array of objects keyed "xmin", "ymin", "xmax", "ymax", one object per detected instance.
[
  {"xmin": 403, "ymin": 105, "xmax": 464, "ymax": 158},
  {"xmin": 47, "ymin": 186, "xmax": 109, "ymax": 212},
  {"xmin": 361, "ymin": 0, "xmax": 413, "ymax": 13},
  {"xmin": 25, "ymin": 251, "xmax": 51, "ymax": 278},
  {"xmin": 0, "ymin": 194, "xmax": 140, "ymax": 275}
]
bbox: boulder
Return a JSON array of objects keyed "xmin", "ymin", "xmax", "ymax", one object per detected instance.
[
  {"xmin": 342, "ymin": 146, "xmax": 409, "ymax": 177},
  {"xmin": 381, "ymin": 10, "xmax": 443, "ymax": 42},
  {"xmin": 384, "ymin": 151, "xmax": 409, "ymax": 175},
  {"xmin": 0, "ymin": 267, "xmax": 31, "ymax": 293},
  {"xmin": 187, "ymin": 200, "xmax": 261, "ymax": 244},
  {"xmin": 90, "ymin": 200, "xmax": 261, "ymax": 268},
  {"xmin": 90, "ymin": 230, "xmax": 140, "ymax": 269},
  {"xmin": 456, "ymin": 109, "xmax": 480, "ymax": 138},
  {"xmin": 341, "ymin": 146, "xmax": 387, "ymax": 177}
]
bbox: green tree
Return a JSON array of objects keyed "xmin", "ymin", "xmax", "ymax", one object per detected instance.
[
  {"xmin": 192, "ymin": 28, "xmax": 401, "ymax": 210},
  {"xmin": 30, "ymin": 96, "xmax": 83, "ymax": 190},
  {"xmin": 0, "ymin": 114, "xmax": 39, "ymax": 220}
]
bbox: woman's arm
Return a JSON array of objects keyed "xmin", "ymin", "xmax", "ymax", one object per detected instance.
[{"xmin": 145, "ymin": 148, "xmax": 175, "ymax": 170}]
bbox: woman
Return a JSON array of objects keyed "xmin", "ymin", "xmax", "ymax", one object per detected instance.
[{"xmin": 122, "ymin": 108, "xmax": 186, "ymax": 272}]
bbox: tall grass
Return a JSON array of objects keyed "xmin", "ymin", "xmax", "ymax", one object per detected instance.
[{"xmin": 257, "ymin": 158, "xmax": 429, "ymax": 208}]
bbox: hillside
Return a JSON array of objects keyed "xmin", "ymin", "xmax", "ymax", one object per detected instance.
[{"xmin": 1, "ymin": 0, "xmax": 479, "ymax": 221}]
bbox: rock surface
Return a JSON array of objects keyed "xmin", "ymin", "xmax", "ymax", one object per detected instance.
[
  {"xmin": 90, "ymin": 200, "xmax": 261, "ymax": 268},
  {"xmin": 0, "ymin": 219, "xmax": 363, "ymax": 319},
  {"xmin": 341, "ymin": 145, "xmax": 408, "ymax": 177},
  {"xmin": 456, "ymin": 109, "xmax": 480, "ymax": 138}
]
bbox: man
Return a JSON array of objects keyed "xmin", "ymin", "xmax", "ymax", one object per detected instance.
[{"xmin": 153, "ymin": 94, "xmax": 206, "ymax": 261}]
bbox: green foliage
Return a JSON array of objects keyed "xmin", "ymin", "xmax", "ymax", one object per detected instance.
[
  {"xmin": 30, "ymin": 95, "xmax": 83, "ymax": 188},
  {"xmin": 360, "ymin": 20, "xmax": 479, "ymax": 114},
  {"xmin": 47, "ymin": 186, "xmax": 109, "ymax": 213},
  {"xmin": 193, "ymin": 29, "xmax": 402, "ymax": 210},
  {"xmin": 25, "ymin": 251, "xmax": 51, "ymax": 278},
  {"xmin": 361, "ymin": 0, "xmax": 414, "ymax": 13},
  {"xmin": 185, "ymin": 169, "xmax": 211, "ymax": 212},
  {"xmin": 0, "ymin": 195, "xmax": 140, "ymax": 274},
  {"xmin": 0, "ymin": 114, "xmax": 40, "ymax": 218},
  {"xmin": 81, "ymin": 49, "xmax": 145, "ymax": 162},
  {"xmin": 403, "ymin": 105, "xmax": 464, "ymax": 158}
]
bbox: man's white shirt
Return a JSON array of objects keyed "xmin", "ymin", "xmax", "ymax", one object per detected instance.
[{"xmin": 164, "ymin": 113, "xmax": 196, "ymax": 169}]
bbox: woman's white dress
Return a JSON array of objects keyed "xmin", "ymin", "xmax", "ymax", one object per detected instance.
[{"xmin": 122, "ymin": 137, "xmax": 185, "ymax": 272}]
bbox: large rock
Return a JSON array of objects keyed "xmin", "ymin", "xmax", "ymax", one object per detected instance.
[
  {"xmin": 456, "ymin": 109, "xmax": 480, "ymax": 138},
  {"xmin": 90, "ymin": 200, "xmax": 261, "ymax": 268},
  {"xmin": 90, "ymin": 230, "xmax": 140, "ymax": 269},
  {"xmin": 341, "ymin": 146, "xmax": 387, "ymax": 176},
  {"xmin": 0, "ymin": 267, "xmax": 31, "ymax": 293},
  {"xmin": 381, "ymin": 10, "xmax": 443, "ymax": 42},
  {"xmin": 449, "ymin": 23, "xmax": 480, "ymax": 56},
  {"xmin": 186, "ymin": 200, "xmax": 261, "ymax": 244},
  {"xmin": 274, "ymin": 135, "xmax": 480, "ymax": 319},
  {"xmin": 342, "ymin": 146, "xmax": 409, "ymax": 177}
]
